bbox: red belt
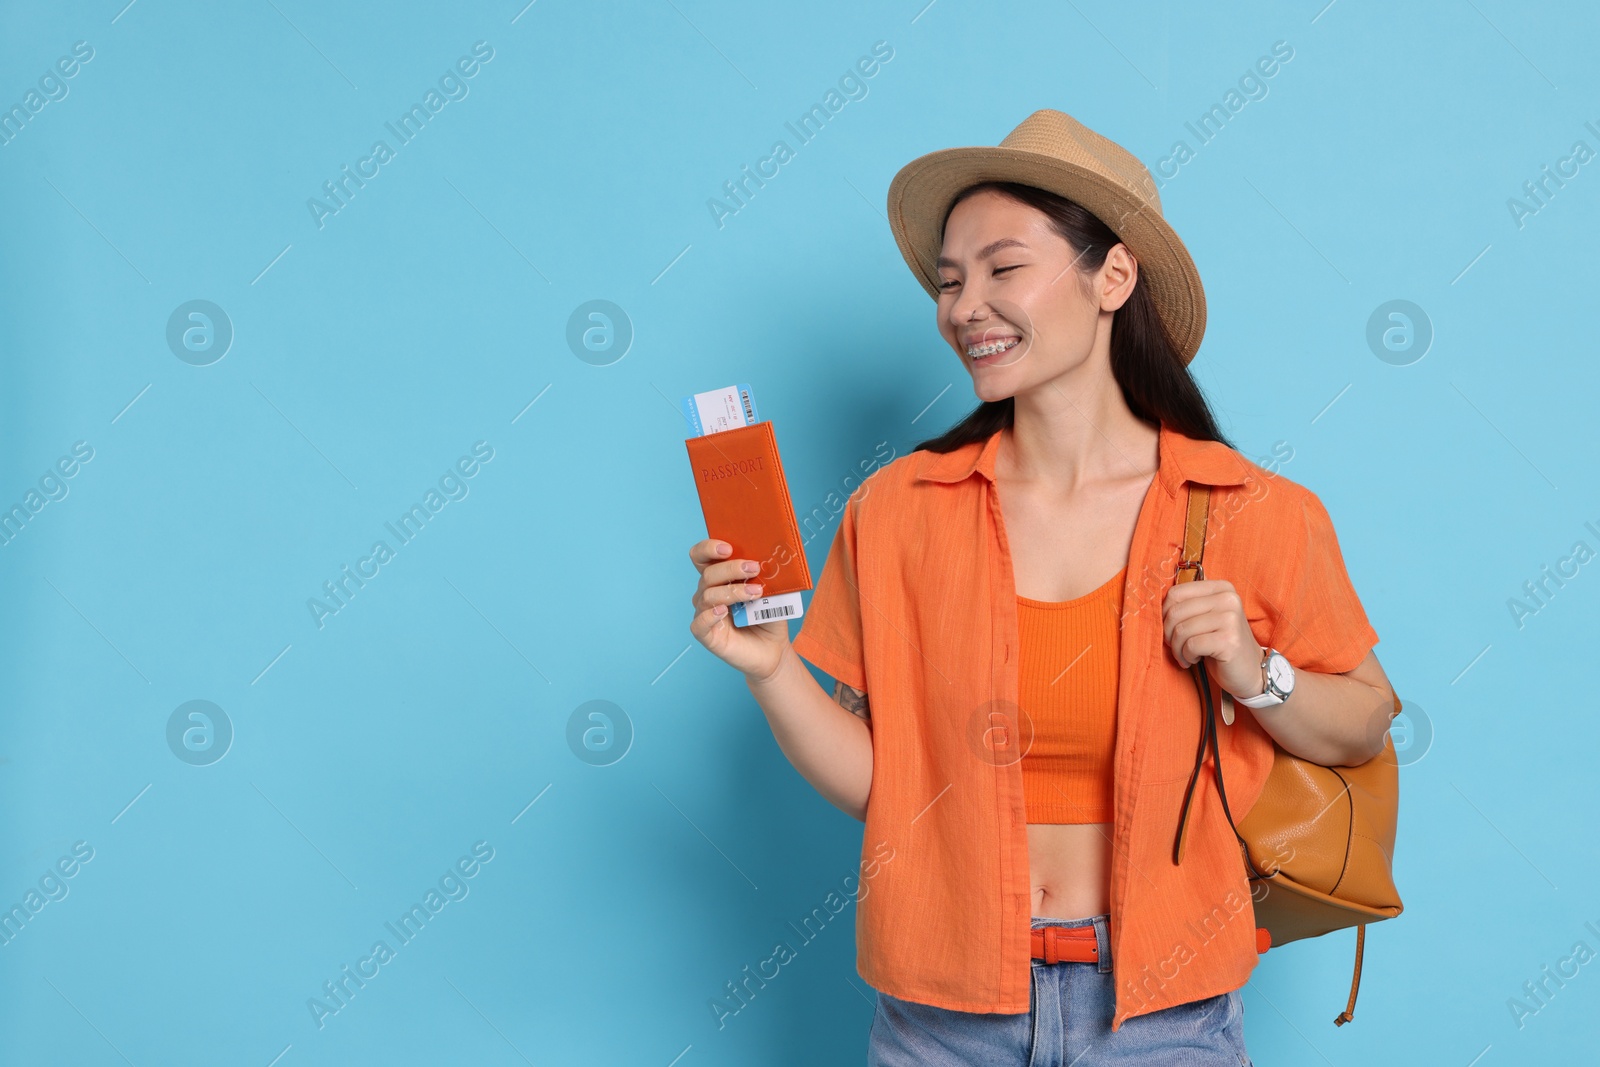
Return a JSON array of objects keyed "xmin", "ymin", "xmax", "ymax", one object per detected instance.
[{"xmin": 1031, "ymin": 925, "xmax": 1272, "ymax": 964}]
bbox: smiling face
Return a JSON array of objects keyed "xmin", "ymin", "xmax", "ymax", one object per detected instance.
[{"xmin": 935, "ymin": 187, "xmax": 1136, "ymax": 404}]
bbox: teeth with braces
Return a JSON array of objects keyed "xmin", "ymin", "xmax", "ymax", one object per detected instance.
[{"xmin": 967, "ymin": 338, "xmax": 1019, "ymax": 358}]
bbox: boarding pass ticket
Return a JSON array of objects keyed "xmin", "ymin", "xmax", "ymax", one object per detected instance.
[{"xmin": 681, "ymin": 383, "xmax": 805, "ymax": 628}]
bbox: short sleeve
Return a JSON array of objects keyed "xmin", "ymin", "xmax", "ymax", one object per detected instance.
[
  {"xmin": 1260, "ymin": 488, "xmax": 1380, "ymax": 675},
  {"xmin": 791, "ymin": 493, "xmax": 868, "ymax": 691}
]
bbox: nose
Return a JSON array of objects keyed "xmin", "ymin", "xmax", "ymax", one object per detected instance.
[{"xmin": 946, "ymin": 279, "xmax": 995, "ymax": 332}]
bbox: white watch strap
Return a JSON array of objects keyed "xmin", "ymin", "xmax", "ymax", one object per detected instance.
[{"xmin": 1235, "ymin": 687, "xmax": 1285, "ymax": 709}]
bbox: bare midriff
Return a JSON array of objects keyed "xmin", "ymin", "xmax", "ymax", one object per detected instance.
[{"xmin": 1028, "ymin": 823, "xmax": 1112, "ymax": 918}]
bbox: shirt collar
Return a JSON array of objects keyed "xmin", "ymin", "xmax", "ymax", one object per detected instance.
[{"xmin": 913, "ymin": 419, "xmax": 1252, "ymax": 496}]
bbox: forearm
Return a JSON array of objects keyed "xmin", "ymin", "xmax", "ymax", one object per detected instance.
[
  {"xmin": 745, "ymin": 645, "xmax": 873, "ymax": 821},
  {"xmin": 1238, "ymin": 665, "xmax": 1393, "ymax": 767}
]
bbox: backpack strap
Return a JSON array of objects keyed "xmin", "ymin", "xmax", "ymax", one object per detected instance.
[
  {"xmin": 1172, "ymin": 482, "xmax": 1375, "ymax": 1027},
  {"xmin": 1172, "ymin": 482, "xmax": 1211, "ymax": 865},
  {"xmin": 1175, "ymin": 482, "xmax": 1210, "ymax": 585},
  {"xmin": 1171, "ymin": 482, "xmax": 1256, "ymax": 872}
]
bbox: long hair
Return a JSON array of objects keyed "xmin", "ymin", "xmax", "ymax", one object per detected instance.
[{"xmin": 911, "ymin": 181, "xmax": 1233, "ymax": 454}]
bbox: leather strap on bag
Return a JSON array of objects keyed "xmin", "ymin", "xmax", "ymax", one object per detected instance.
[
  {"xmin": 1170, "ymin": 481, "xmax": 1375, "ymax": 1026},
  {"xmin": 1171, "ymin": 484, "xmax": 1255, "ymax": 871},
  {"xmin": 1171, "ymin": 485, "xmax": 1207, "ymax": 866}
]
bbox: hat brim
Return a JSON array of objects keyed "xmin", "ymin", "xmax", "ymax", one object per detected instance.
[{"xmin": 886, "ymin": 145, "xmax": 1206, "ymax": 364}]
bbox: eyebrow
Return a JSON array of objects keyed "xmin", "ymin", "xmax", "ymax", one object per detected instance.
[{"xmin": 936, "ymin": 237, "xmax": 1029, "ymax": 271}]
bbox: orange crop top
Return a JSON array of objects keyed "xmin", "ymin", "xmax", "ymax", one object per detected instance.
[{"xmin": 1015, "ymin": 565, "xmax": 1125, "ymax": 823}]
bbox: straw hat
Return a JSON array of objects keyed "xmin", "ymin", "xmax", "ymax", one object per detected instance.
[{"xmin": 886, "ymin": 108, "xmax": 1206, "ymax": 364}]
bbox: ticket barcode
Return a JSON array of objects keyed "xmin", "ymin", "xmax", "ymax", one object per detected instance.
[
  {"xmin": 682, "ymin": 383, "xmax": 760, "ymax": 437},
  {"xmin": 731, "ymin": 591, "xmax": 804, "ymax": 627}
]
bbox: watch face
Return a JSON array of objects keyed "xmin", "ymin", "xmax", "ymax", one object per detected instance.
[{"xmin": 1267, "ymin": 652, "xmax": 1294, "ymax": 695}]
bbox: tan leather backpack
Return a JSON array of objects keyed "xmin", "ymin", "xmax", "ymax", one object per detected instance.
[{"xmin": 1171, "ymin": 482, "xmax": 1404, "ymax": 1026}]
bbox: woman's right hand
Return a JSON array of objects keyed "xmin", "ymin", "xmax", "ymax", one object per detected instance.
[{"xmin": 688, "ymin": 538, "xmax": 793, "ymax": 683}]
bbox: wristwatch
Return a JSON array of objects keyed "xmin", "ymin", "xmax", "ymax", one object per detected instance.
[{"xmin": 1235, "ymin": 647, "xmax": 1294, "ymax": 709}]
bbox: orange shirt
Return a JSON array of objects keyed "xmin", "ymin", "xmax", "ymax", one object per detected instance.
[
  {"xmin": 1015, "ymin": 564, "xmax": 1126, "ymax": 823},
  {"xmin": 791, "ymin": 420, "xmax": 1380, "ymax": 1032}
]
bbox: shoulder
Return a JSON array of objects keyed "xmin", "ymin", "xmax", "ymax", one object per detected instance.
[
  {"xmin": 842, "ymin": 447, "xmax": 936, "ymax": 516},
  {"xmin": 1168, "ymin": 431, "xmax": 1305, "ymax": 528},
  {"xmin": 1205, "ymin": 450, "xmax": 1345, "ymax": 554},
  {"xmin": 1181, "ymin": 432, "xmax": 1306, "ymax": 505},
  {"xmin": 844, "ymin": 441, "xmax": 988, "ymax": 527}
]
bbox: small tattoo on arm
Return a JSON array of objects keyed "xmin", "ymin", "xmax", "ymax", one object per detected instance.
[{"xmin": 834, "ymin": 681, "xmax": 870, "ymax": 725}]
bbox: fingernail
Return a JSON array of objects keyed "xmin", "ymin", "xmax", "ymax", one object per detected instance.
[
  {"xmin": 714, "ymin": 604, "xmax": 726, "ymax": 615},
  {"xmin": 742, "ymin": 561, "xmax": 759, "ymax": 574},
  {"xmin": 747, "ymin": 584, "xmax": 763, "ymax": 597},
  {"xmin": 717, "ymin": 543, "xmax": 730, "ymax": 555}
]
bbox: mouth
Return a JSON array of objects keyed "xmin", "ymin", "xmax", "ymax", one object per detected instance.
[{"xmin": 966, "ymin": 336, "xmax": 1021, "ymax": 366}]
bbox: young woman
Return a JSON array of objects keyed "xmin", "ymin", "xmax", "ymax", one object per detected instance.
[{"xmin": 687, "ymin": 110, "xmax": 1396, "ymax": 1065}]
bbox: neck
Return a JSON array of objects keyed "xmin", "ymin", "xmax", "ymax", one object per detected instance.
[{"xmin": 1002, "ymin": 365, "xmax": 1158, "ymax": 493}]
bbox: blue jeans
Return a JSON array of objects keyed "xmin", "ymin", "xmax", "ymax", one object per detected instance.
[{"xmin": 867, "ymin": 914, "xmax": 1253, "ymax": 1066}]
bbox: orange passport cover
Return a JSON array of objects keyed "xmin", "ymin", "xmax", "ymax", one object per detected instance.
[{"xmin": 685, "ymin": 420, "xmax": 813, "ymax": 596}]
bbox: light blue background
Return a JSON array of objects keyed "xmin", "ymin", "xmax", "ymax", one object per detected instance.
[{"xmin": 1, "ymin": 0, "xmax": 1596, "ymax": 1063}]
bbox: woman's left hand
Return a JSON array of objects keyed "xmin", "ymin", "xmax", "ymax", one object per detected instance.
[{"xmin": 1160, "ymin": 577, "xmax": 1263, "ymax": 698}]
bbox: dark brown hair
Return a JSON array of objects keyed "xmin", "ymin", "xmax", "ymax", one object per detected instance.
[{"xmin": 911, "ymin": 181, "xmax": 1233, "ymax": 453}]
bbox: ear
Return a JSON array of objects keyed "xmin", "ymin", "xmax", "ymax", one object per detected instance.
[{"xmin": 1100, "ymin": 243, "xmax": 1138, "ymax": 312}]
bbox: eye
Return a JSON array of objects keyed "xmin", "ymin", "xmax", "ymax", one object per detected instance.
[{"xmin": 939, "ymin": 264, "xmax": 1019, "ymax": 291}]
